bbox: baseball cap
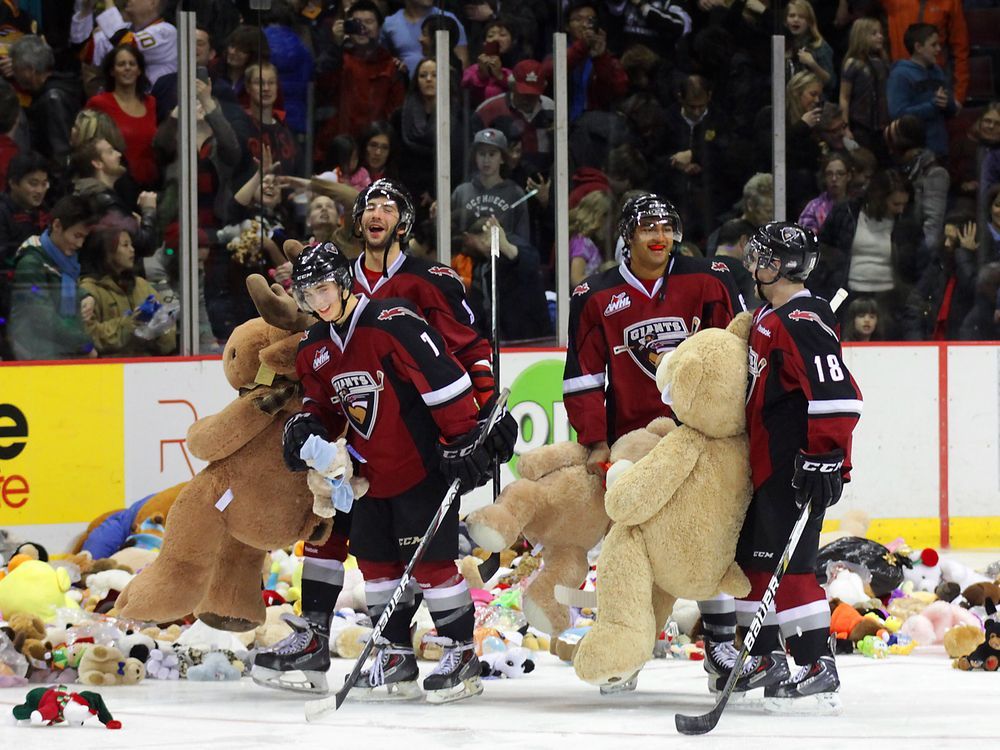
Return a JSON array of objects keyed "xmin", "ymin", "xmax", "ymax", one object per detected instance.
[
  {"xmin": 512, "ymin": 60, "xmax": 546, "ymax": 96},
  {"xmin": 473, "ymin": 128, "xmax": 508, "ymax": 152}
]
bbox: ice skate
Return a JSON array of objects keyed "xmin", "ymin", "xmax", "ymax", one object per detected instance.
[
  {"xmin": 349, "ymin": 641, "xmax": 423, "ymax": 702},
  {"xmin": 762, "ymin": 654, "xmax": 842, "ymax": 715},
  {"xmin": 599, "ymin": 670, "xmax": 638, "ymax": 695},
  {"xmin": 422, "ymin": 637, "xmax": 483, "ymax": 704},
  {"xmin": 252, "ymin": 614, "xmax": 330, "ymax": 694},
  {"xmin": 710, "ymin": 648, "xmax": 789, "ymax": 695}
]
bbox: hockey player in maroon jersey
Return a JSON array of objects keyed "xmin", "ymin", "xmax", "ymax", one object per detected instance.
[
  {"xmin": 253, "ymin": 241, "xmax": 505, "ymax": 704},
  {"xmin": 563, "ymin": 194, "xmax": 748, "ymax": 694},
  {"xmin": 734, "ymin": 222, "xmax": 862, "ymax": 714}
]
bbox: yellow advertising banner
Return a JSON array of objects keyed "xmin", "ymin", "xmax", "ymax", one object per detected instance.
[{"xmin": 0, "ymin": 364, "xmax": 124, "ymax": 525}]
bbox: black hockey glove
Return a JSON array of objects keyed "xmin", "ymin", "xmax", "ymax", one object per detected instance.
[
  {"xmin": 477, "ymin": 397, "xmax": 518, "ymax": 465},
  {"xmin": 282, "ymin": 412, "xmax": 329, "ymax": 472},
  {"xmin": 438, "ymin": 427, "xmax": 492, "ymax": 492},
  {"xmin": 792, "ymin": 448, "xmax": 845, "ymax": 514}
]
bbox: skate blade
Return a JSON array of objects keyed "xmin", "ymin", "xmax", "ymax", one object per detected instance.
[
  {"xmin": 351, "ymin": 681, "xmax": 424, "ymax": 702},
  {"xmin": 761, "ymin": 692, "xmax": 842, "ymax": 715},
  {"xmin": 425, "ymin": 677, "xmax": 484, "ymax": 704},
  {"xmin": 600, "ymin": 673, "xmax": 638, "ymax": 695},
  {"xmin": 252, "ymin": 667, "xmax": 329, "ymax": 695}
]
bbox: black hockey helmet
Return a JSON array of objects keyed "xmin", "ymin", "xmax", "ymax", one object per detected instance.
[
  {"xmin": 351, "ymin": 178, "xmax": 415, "ymax": 242},
  {"xmin": 618, "ymin": 193, "xmax": 683, "ymax": 250},
  {"xmin": 744, "ymin": 221, "xmax": 819, "ymax": 282},
  {"xmin": 290, "ymin": 241, "xmax": 354, "ymax": 312}
]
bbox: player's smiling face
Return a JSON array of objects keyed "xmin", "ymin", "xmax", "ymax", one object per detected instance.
[
  {"xmin": 362, "ymin": 196, "xmax": 400, "ymax": 250},
  {"xmin": 630, "ymin": 218, "xmax": 674, "ymax": 276},
  {"xmin": 304, "ymin": 281, "xmax": 344, "ymax": 322}
]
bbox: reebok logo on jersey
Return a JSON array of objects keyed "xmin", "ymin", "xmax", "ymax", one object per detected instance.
[
  {"xmin": 572, "ymin": 282, "xmax": 590, "ymax": 297},
  {"xmin": 330, "ymin": 370, "xmax": 385, "ymax": 440},
  {"xmin": 604, "ymin": 292, "xmax": 631, "ymax": 316},
  {"xmin": 756, "ymin": 325, "xmax": 771, "ymax": 338},
  {"xmin": 429, "ymin": 266, "xmax": 464, "ymax": 284},
  {"xmin": 312, "ymin": 346, "xmax": 330, "ymax": 371},
  {"xmin": 711, "ymin": 261, "xmax": 729, "ymax": 273},
  {"xmin": 788, "ymin": 309, "xmax": 838, "ymax": 340},
  {"xmin": 616, "ymin": 317, "xmax": 689, "ymax": 378}
]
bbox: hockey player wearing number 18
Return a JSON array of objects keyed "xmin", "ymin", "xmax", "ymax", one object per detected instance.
[
  {"xmin": 272, "ymin": 241, "xmax": 501, "ymax": 704},
  {"xmin": 736, "ymin": 222, "xmax": 862, "ymax": 714}
]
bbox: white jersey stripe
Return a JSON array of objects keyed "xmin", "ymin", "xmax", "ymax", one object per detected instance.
[
  {"xmin": 564, "ymin": 373, "xmax": 606, "ymax": 393},
  {"xmin": 808, "ymin": 399, "xmax": 863, "ymax": 416},
  {"xmin": 422, "ymin": 372, "xmax": 472, "ymax": 406}
]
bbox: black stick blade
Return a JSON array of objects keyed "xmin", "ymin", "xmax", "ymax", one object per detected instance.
[{"xmin": 675, "ymin": 699, "xmax": 726, "ymax": 735}]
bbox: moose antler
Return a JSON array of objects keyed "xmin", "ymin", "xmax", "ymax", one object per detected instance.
[{"xmin": 246, "ymin": 274, "xmax": 314, "ymax": 332}]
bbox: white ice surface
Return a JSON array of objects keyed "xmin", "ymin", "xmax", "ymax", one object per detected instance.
[{"xmin": 1, "ymin": 644, "xmax": 997, "ymax": 750}]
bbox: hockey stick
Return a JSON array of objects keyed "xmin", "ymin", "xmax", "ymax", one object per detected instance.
[
  {"xmin": 675, "ymin": 286, "xmax": 848, "ymax": 735},
  {"xmin": 674, "ymin": 500, "xmax": 813, "ymax": 735},
  {"xmin": 304, "ymin": 389, "xmax": 510, "ymax": 722}
]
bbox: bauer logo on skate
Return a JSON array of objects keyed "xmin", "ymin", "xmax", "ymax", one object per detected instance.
[
  {"xmin": 330, "ymin": 370, "xmax": 384, "ymax": 440},
  {"xmin": 620, "ymin": 318, "xmax": 689, "ymax": 378}
]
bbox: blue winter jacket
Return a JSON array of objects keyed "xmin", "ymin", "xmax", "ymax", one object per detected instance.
[{"xmin": 887, "ymin": 59, "xmax": 957, "ymax": 157}]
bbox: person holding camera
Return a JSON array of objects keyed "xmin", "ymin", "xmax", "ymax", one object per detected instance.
[
  {"xmin": 561, "ymin": 1, "xmax": 628, "ymax": 122},
  {"xmin": 461, "ymin": 38, "xmax": 510, "ymax": 108}
]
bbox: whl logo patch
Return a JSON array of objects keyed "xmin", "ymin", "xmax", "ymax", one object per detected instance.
[
  {"xmin": 615, "ymin": 317, "xmax": 689, "ymax": 378},
  {"xmin": 312, "ymin": 346, "xmax": 330, "ymax": 371},
  {"xmin": 604, "ymin": 292, "xmax": 631, "ymax": 316},
  {"xmin": 330, "ymin": 370, "xmax": 385, "ymax": 440}
]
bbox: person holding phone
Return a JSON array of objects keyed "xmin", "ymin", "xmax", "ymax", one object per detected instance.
[
  {"xmin": 561, "ymin": 1, "xmax": 628, "ymax": 122},
  {"xmin": 461, "ymin": 38, "xmax": 511, "ymax": 107}
]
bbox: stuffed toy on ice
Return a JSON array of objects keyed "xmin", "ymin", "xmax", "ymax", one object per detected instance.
[
  {"xmin": 12, "ymin": 685, "xmax": 121, "ymax": 728},
  {"xmin": 465, "ymin": 419, "xmax": 675, "ymax": 635},
  {"xmin": 116, "ymin": 272, "xmax": 342, "ymax": 632},
  {"xmin": 573, "ymin": 315, "xmax": 755, "ymax": 688}
]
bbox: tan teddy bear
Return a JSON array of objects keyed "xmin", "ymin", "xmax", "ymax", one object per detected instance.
[
  {"xmin": 573, "ymin": 314, "xmax": 755, "ymax": 689},
  {"xmin": 78, "ymin": 644, "xmax": 145, "ymax": 686},
  {"xmin": 465, "ymin": 419, "xmax": 675, "ymax": 636}
]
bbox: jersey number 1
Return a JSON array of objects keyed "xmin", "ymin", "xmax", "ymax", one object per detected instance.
[
  {"xmin": 420, "ymin": 332, "xmax": 441, "ymax": 357},
  {"xmin": 813, "ymin": 354, "xmax": 844, "ymax": 383}
]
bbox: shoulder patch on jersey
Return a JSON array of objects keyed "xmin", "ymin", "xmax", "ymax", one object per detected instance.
[
  {"xmin": 711, "ymin": 261, "xmax": 729, "ymax": 272},
  {"xmin": 615, "ymin": 317, "xmax": 691, "ymax": 378},
  {"xmin": 428, "ymin": 265, "xmax": 464, "ymax": 284},
  {"xmin": 604, "ymin": 291, "xmax": 631, "ymax": 316},
  {"xmin": 788, "ymin": 309, "xmax": 838, "ymax": 340},
  {"xmin": 572, "ymin": 282, "xmax": 590, "ymax": 297},
  {"xmin": 312, "ymin": 346, "xmax": 331, "ymax": 370},
  {"xmin": 330, "ymin": 370, "xmax": 385, "ymax": 440},
  {"xmin": 377, "ymin": 305, "xmax": 424, "ymax": 322}
]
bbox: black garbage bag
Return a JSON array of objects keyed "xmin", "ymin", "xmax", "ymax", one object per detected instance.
[{"xmin": 815, "ymin": 536, "xmax": 912, "ymax": 597}]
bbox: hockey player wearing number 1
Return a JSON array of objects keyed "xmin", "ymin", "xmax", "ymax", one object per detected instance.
[
  {"xmin": 736, "ymin": 222, "xmax": 862, "ymax": 714},
  {"xmin": 256, "ymin": 241, "xmax": 506, "ymax": 704}
]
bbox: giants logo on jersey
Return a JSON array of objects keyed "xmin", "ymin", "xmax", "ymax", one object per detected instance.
[
  {"xmin": 572, "ymin": 282, "xmax": 590, "ymax": 297},
  {"xmin": 604, "ymin": 292, "xmax": 631, "ymax": 316},
  {"xmin": 330, "ymin": 370, "xmax": 385, "ymax": 440},
  {"xmin": 711, "ymin": 261, "xmax": 729, "ymax": 273},
  {"xmin": 747, "ymin": 347, "xmax": 767, "ymax": 404},
  {"xmin": 428, "ymin": 266, "xmax": 464, "ymax": 284},
  {"xmin": 788, "ymin": 309, "xmax": 837, "ymax": 340},
  {"xmin": 615, "ymin": 317, "xmax": 690, "ymax": 378}
]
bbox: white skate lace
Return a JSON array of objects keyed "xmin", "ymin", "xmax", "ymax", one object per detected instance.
[
  {"xmin": 710, "ymin": 641, "xmax": 738, "ymax": 669},
  {"xmin": 367, "ymin": 641, "xmax": 411, "ymax": 687},
  {"xmin": 788, "ymin": 663, "xmax": 811, "ymax": 684},
  {"xmin": 426, "ymin": 636, "xmax": 470, "ymax": 676},
  {"xmin": 274, "ymin": 629, "xmax": 312, "ymax": 656}
]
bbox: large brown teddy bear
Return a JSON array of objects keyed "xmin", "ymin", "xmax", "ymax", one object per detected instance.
[
  {"xmin": 116, "ymin": 276, "xmax": 333, "ymax": 631},
  {"xmin": 465, "ymin": 419, "xmax": 675, "ymax": 636},
  {"xmin": 573, "ymin": 314, "xmax": 755, "ymax": 688}
]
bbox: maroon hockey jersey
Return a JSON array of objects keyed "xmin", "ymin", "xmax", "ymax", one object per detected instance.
[
  {"xmin": 296, "ymin": 296, "xmax": 478, "ymax": 498},
  {"xmin": 352, "ymin": 252, "xmax": 492, "ymax": 372},
  {"xmin": 564, "ymin": 255, "xmax": 745, "ymax": 445},
  {"xmin": 747, "ymin": 291, "xmax": 863, "ymax": 492}
]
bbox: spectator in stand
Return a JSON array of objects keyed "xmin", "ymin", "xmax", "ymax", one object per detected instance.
[
  {"xmin": 79, "ymin": 224, "xmax": 176, "ymax": 356},
  {"xmin": 304, "ymin": 194, "xmax": 339, "ymax": 244},
  {"xmin": 418, "ymin": 13, "xmax": 464, "ymax": 76},
  {"xmin": 886, "ymin": 23, "xmax": 958, "ymax": 159},
  {"xmin": 900, "ymin": 212, "xmax": 977, "ymax": 340},
  {"xmin": 958, "ymin": 262, "xmax": 1000, "ymax": 340},
  {"xmin": 86, "ymin": 45, "xmax": 159, "ymax": 190},
  {"xmin": 838, "ymin": 17, "xmax": 890, "ymax": 159},
  {"xmin": 568, "ymin": 189, "xmax": 613, "ymax": 286},
  {"xmin": 472, "ymin": 59, "xmax": 555, "ymax": 175},
  {"xmin": 981, "ymin": 107, "xmax": 1000, "ymax": 217},
  {"xmin": 71, "ymin": 0, "xmax": 177, "ymax": 86},
  {"xmin": 880, "ymin": 0, "xmax": 968, "ymax": 105},
  {"xmin": 461, "ymin": 37, "xmax": 510, "ymax": 108},
  {"xmin": 712, "ymin": 217, "xmax": 760, "ymax": 308},
  {"xmin": 358, "ymin": 120, "xmax": 398, "ymax": 182},
  {"xmin": 983, "ymin": 184, "xmax": 1000, "ymax": 265},
  {"xmin": 481, "ymin": 15, "xmax": 525, "ymax": 69},
  {"xmin": 705, "ymin": 172, "xmax": 774, "ymax": 258},
  {"xmin": 784, "ymin": 0, "xmax": 837, "ymax": 98},
  {"xmin": 799, "ymin": 151, "xmax": 852, "ymax": 235},
  {"xmin": 261, "ymin": 0, "xmax": 314, "ymax": 137},
  {"xmin": 847, "ymin": 146, "xmax": 878, "ymax": 199},
  {"xmin": 315, "ymin": 1, "xmax": 405, "ymax": 144},
  {"xmin": 382, "ymin": 0, "xmax": 469, "ymax": 76},
  {"xmin": 949, "ymin": 103, "xmax": 1000, "ymax": 208},
  {"xmin": 558, "ymin": 1, "xmax": 628, "ymax": 122},
  {"xmin": 452, "ymin": 128, "xmax": 529, "ymax": 240},
  {"xmin": 885, "ymin": 114, "xmax": 949, "ymax": 256},
  {"xmin": 237, "ymin": 62, "xmax": 300, "ymax": 179},
  {"xmin": 814, "ymin": 169, "xmax": 918, "ymax": 336},
  {"xmin": 212, "ymin": 24, "xmax": 270, "ymax": 107},
  {"xmin": 397, "ymin": 58, "xmax": 463, "ymax": 216},
  {"xmin": 606, "ymin": 0, "xmax": 692, "ymax": 52},
  {"xmin": 318, "ymin": 134, "xmax": 371, "ymax": 192},
  {"xmin": 152, "ymin": 26, "xmax": 243, "ymax": 125},
  {"xmin": 458, "ymin": 0, "xmax": 496, "ymax": 59},
  {"xmin": 9, "ymin": 194, "xmax": 95, "ymax": 360},
  {"xmin": 841, "ymin": 297, "xmax": 881, "ymax": 341},
  {"xmin": 0, "ymin": 80, "xmax": 19, "ymax": 194},
  {"xmin": 0, "ymin": 151, "xmax": 51, "ymax": 269},
  {"xmin": 9, "ymin": 34, "xmax": 83, "ymax": 169},
  {"xmin": 70, "ymin": 138, "xmax": 159, "ymax": 260}
]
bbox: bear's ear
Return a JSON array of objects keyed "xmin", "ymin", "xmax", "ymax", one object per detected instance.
[{"xmin": 727, "ymin": 311, "xmax": 753, "ymax": 341}]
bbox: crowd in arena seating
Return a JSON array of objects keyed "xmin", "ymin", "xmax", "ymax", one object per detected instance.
[{"xmin": 0, "ymin": 0, "xmax": 998, "ymax": 359}]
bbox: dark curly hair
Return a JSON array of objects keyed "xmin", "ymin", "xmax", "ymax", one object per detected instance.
[{"xmin": 100, "ymin": 43, "xmax": 151, "ymax": 95}]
